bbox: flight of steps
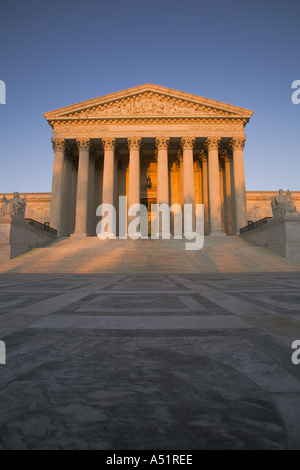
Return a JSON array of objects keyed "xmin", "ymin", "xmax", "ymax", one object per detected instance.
[{"xmin": 0, "ymin": 236, "xmax": 299, "ymax": 273}]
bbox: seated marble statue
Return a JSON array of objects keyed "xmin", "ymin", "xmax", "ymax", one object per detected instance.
[
  {"xmin": 270, "ymin": 189, "xmax": 298, "ymax": 216},
  {"xmin": 1, "ymin": 192, "xmax": 27, "ymax": 217},
  {"xmin": 286, "ymin": 190, "xmax": 297, "ymax": 213}
]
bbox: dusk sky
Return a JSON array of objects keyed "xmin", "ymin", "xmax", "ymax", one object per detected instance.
[{"xmin": 0, "ymin": 0, "xmax": 299, "ymax": 193}]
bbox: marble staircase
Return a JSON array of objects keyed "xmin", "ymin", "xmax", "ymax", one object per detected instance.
[{"xmin": 0, "ymin": 236, "xmax": 299, "ymax": 273}]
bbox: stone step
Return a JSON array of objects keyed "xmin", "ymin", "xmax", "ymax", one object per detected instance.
[{"xmin": 0, "ymin": 236, "xmax": 299, "ymax": 273}]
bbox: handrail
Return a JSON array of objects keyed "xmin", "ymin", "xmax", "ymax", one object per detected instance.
[
  {"xmin": 25, "ymin": 219, "xmax": 57, "ymax": 236},
  {"xmin": 240, "ymin": 217, "xmax": 272, "ymax": 235}
]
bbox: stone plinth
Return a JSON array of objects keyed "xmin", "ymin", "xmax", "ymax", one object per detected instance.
[
  {"xmin": 0, "ymin": 214, "xmax": 57, "ymax": 262},
  {"xmin": 240, "ymin": 213, "xmax": 300, "ymax": 262}
]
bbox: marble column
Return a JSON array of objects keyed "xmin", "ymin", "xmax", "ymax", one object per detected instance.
[
  {"xmin": 50, "ymin": 138, "xmax": 65, "ymax": 235},
  {"xmin": 88, "ymin": 154, "xmax": 95, "ymax": 236},
  {"xmin": 94, "ymin": 158, "xmax": 103, "ymax": 209},
  {"xmin": 102, "ymin": 138, "xmax": 116, "ymax": 207},
  {"xmin": 196, "ymin": 161, "xmax": 203, "ymax": 205},
  {"xmin": 223, "ymin": 150, "xmax": 233, "ymax": 235},
  {"xmin": 200, "ymin": 149, "xmax": 209, "ymax": 235},
  {"xmin": 177, "ymin": 150, "xmax": 184, "ymax": 207},
  {"xmin": 155, "ymin": 137, "xmax": 170, "ymax": 205},
  {"xmin": 114, "ymin": 153, "xmax": 120, "ymax": 236},
  {"xmin": 69, "ymin": 163, "xmax": 78, "ymax": 235},
  {"xmin": 74, "ymin": 138, "xmax": 91, "ymax": 236},
  {"xmin": 219, "ymin": 156, "xmax": 225, "ymax": 233},
  {"xmin": 155, "ymin": 137, "xmax": 170, "ymax": 236},
  {"xmin": 180, "ymin": 136, "xmax": 195, "ymax": 205},
  {"xmin": 61, "ymin": 154, "xmax": 73, "ymax": 236},
  {"xmin": 205, "ymin": 136, "xmax": 225, "ymax": 236},
  {"xmin": 127, "ymin": 137, "xmax": 142, "ymax": 214},
  {"xmin": 229, "ymin": 137, "xmax": 247, "ymax": 234},
  {"xmin": 180, "ymin": 136, "xmax": 195, "ymax": 234}
]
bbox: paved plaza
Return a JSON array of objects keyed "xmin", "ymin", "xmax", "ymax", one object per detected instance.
[{"xmin": 1, "ymin": 272, "xmax": 300, "ymax": 450}]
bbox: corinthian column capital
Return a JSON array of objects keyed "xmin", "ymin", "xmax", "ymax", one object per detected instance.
[
  {"xmin": 180, "ymin": 136, "xmax": 195, "ymax": 150},
  {"xmin": 127, "ymin": 137, "xmax": 142, "ymax": 150},
  {"xmin": 51, "ymin": 138, "xmax": 66, "ymax": 152},
  {"xmin": 205, "ymin": 136, "xmax": 221, "ymax": 151},
  {"xmin": 102, "ymin": 138, "xmax": 116, "ymax": 151},
  {"xmin": 155, "ymin": 136, "xmax": 170, "ymax": 150},
  {"xmin": 229, "ymin": 136, "xmax": 246, "ymax": 150},
  {"xmin": 76, "ymin": 138, "xmax": 91, "ymax": 151}
]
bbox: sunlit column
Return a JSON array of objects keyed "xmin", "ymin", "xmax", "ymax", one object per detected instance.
[
  {"xmin": 219, "ymin": 156, "xmax": 225, "ymax": 233},
  {"xmin": 223, "ymin": 150, "xmax": 233, "ymax": 235},
  {"xmin": 127, "ymin": 137, "xmax": 142, "ymax": 220},
  {"xmin": 102, "ymin": 138, "xmax": 116, "ymax": 207},
  {"xmin": 229, "ymin": 136, "xmax": 247, "ymax": 234},
  {"xmin": 155, "ymin": 136, "xmax": 170, "ymax": 236},
  {"xmin": 88, "ymin": 153, "xmax": 95, "ymax": 235},
  {"xmin": 50, "ymin": 138, "xmax": 66, "ymax": 235},
  {"xmin": 180, "ymin": 136, "xmax": 195, "ymax": 205},
  {"xmin": 114, "ymin": 152, "xmax": 120, "ymax": 236},
  {"xmin": 180, "ymin": 136, "xmax": 195, "ymax": 234},
  {"xmin": 61, "ymin": 152, "xmax": 73, "ymax": 236},
  {"xmin": 74, "ymin": 138, "xmax": 91, "ymax": 236},
  {"xmin": 205, "ymin": 136, "xmax": 225, "ymax": 236},
  {"xmin": 200, "ymin": 149, "xmax": 209, "ymax": 235},
  {"xmin": 69, "ymin": 161, "xmax": 78, "ymax": 235},
  {"xmin": 155, "ymin": 137, "xmax": 170, "ymax": 205}
]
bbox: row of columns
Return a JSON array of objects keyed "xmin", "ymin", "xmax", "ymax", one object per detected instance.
[{"xmin": 50, "ymin": 135, "xmax": 247, "ymax": 237}]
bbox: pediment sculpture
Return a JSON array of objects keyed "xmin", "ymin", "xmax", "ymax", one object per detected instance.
[
  {"xmin": 1, "ymin": 192, "xmax": 27, "ymax": 218},
  {"xmin": 271, "ymin": 190, "xmax": 299, "ymax": 217},
  {"xmin": 64, "ymin": 94, "xmax": 236, "ymax": 118}
]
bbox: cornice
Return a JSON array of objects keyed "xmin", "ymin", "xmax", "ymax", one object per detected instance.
[{"xmin": 48, "ymin": 116, "xmax": 250, "ymax": 130}]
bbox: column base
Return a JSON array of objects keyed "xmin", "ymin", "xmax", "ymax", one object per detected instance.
[{"xmin": 71, "ymin": 231, "xmax": 88, "ymax": 238}]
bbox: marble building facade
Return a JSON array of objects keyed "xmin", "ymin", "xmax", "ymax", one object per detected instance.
[
  {"xmin": 43, "ymin": 84, "xmax": 256, "ymax": 237},
  {"xmin": 3, "ymin": 85, "xmax": 297, "ymax": 237}
]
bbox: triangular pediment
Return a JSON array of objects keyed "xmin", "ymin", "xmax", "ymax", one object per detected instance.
[{"xmin": 44, "ymin": 84, "xmax": 254, "ymax": 122}]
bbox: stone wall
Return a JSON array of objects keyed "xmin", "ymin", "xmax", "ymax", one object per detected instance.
[
  {"xmin": 0, "ymin": 214, "xmax": 57, "ymax": 262},
  {"xmin": 240, "ymin": 213, "xmax": 300, "ymax": 262}
]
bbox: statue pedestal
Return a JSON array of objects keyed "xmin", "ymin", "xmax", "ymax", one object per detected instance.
[
  {"xmin": 0, "ymin": 214, "xmax": 56, "ymax": 262},
  {"xmin": 266, "ymin": 213, "xmax": 300, "ymax": 262},
  {"xmin": 240, "ymin": 212, "xmax": 300, "ymax": 263}
]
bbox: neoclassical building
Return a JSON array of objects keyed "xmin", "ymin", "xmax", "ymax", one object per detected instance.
[{"xmin": 44, "ymin": 84, "xmax": 254, "ymax": 237}]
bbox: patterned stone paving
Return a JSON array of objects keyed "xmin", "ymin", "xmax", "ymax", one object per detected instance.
[{"xmin": 1, "ymin": 272, "xmax": 300, "ymax": 449}]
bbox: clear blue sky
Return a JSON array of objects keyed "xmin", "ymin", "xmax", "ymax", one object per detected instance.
[{"xmin": 0, "ymin": 0, "xmax": 299, "ymax": 193}]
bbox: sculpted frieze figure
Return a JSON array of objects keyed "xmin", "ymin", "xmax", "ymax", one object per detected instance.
[
  {"xmin": 1, "ymin": 192, "xmax": 27, "ymax": 218},
  {"xmin": 64, "ymin": 93, "xmax": 236, "ymax": 118},
  {"xmin": 271, "ymin": 189, "xmax": 299, "ymax": 217}
]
